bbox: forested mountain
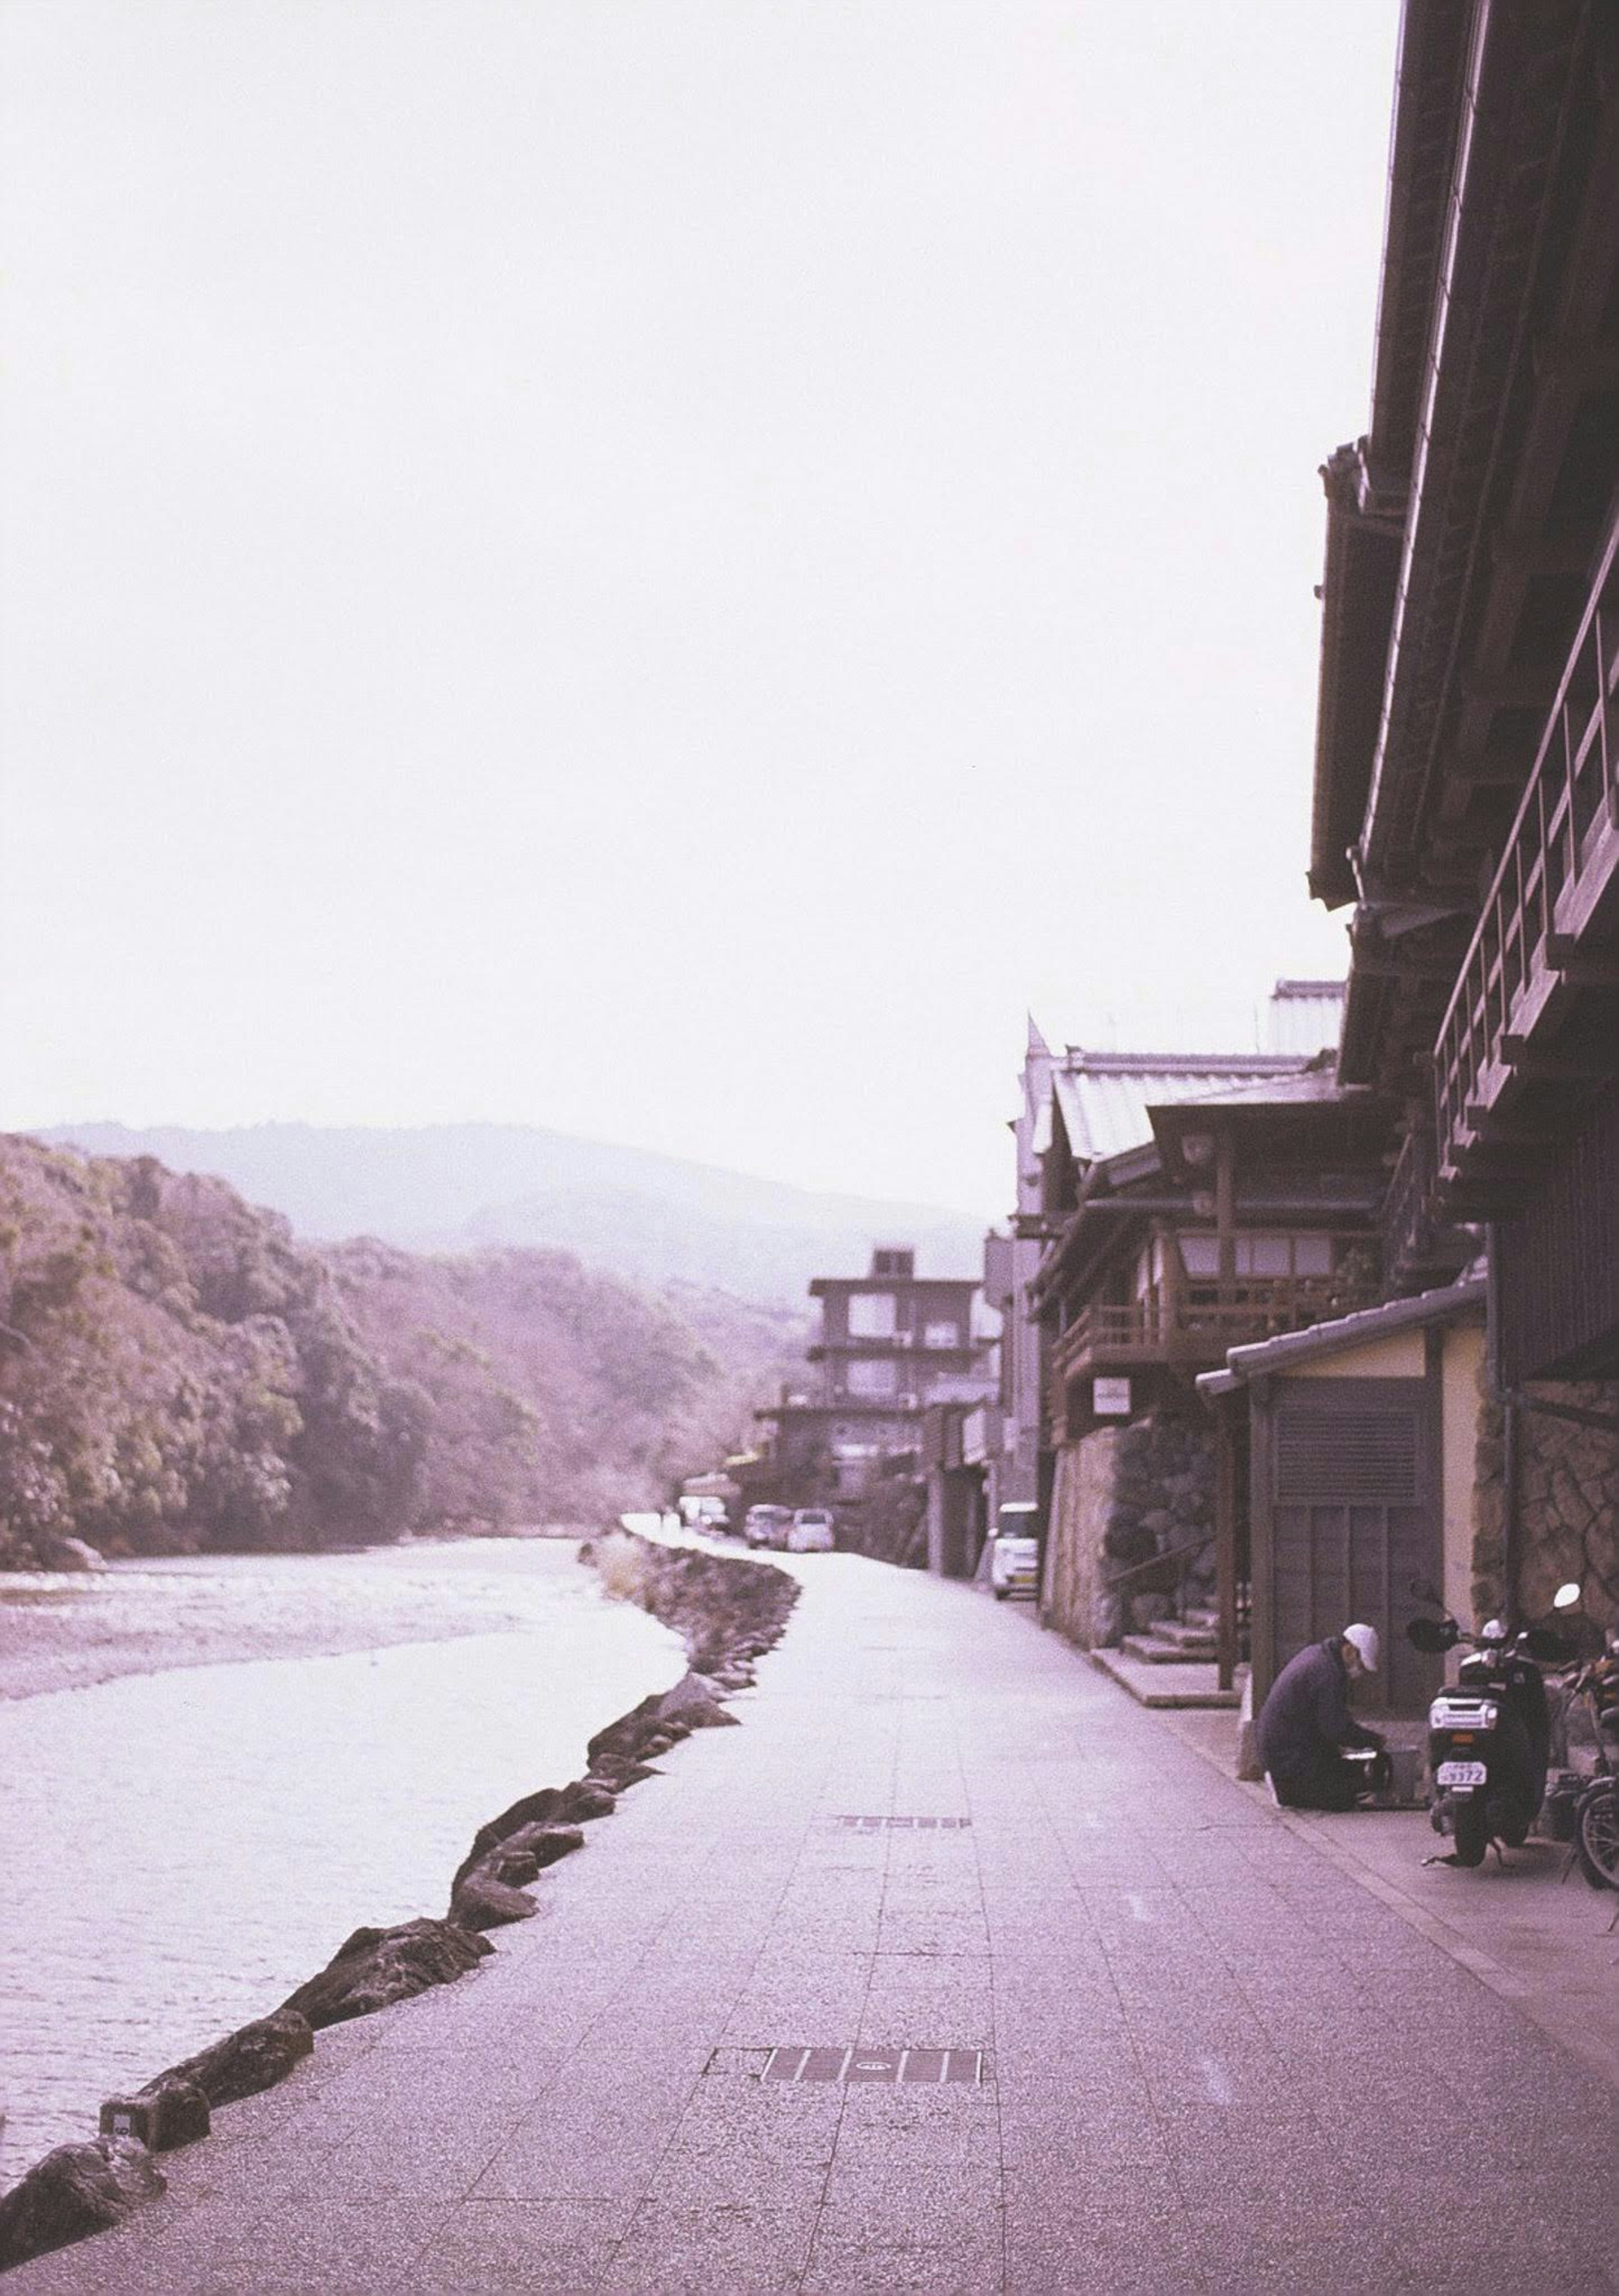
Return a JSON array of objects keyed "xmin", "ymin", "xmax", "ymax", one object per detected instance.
[
  {"xmin": 0, "ymin": 1135, "xmax": 801, "ymax": 1569},
  {"xmin": 46, "ymin": 1122, "xmax": 985, "ymax": 1305}
]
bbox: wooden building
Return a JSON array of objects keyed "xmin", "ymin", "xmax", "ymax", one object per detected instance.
[
  {"xmin": 1301, "ymin": 0, "xmax": 1619, "ymax": 1641},
  {"xmin": 1023, "ymin": 990, "xmax": 1394, "ymax": 1663}
]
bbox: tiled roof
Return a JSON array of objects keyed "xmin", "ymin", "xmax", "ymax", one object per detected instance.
[{"xmin": 1050, "ymin": 1054, "xmax": 1305, "ymax": 1164}]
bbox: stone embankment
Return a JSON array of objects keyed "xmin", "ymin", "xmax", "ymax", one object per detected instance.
[{"xmin": 0, "ymin": 1528, "xmax": 797, "ymax": 2278}]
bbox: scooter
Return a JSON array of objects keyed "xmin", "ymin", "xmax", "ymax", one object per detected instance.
[{"xmin": 1406, "ymin": 1582, "xmax": 1581, "ymax": 1868}]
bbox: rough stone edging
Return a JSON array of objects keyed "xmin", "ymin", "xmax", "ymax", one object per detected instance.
[{"xmin": 0, "ymin": 1528, "xmax": 798, "ymax": 2277}]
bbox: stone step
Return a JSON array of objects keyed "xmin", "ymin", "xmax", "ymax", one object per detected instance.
[
  {"xmin": 1151, "ymin": 1619, "xmax": 1219, "ymax": 1653},
  {"xmin": 1182, "ymin": 1607, "xmax": 1219, "ymax": 1634},
  {"xmin": 1118, "ymin": 1632, "xmax": 1217, "ymax": 1665},
  {"xmin": 1089, "ymin": 1648, "xmax": 1242, "ymax": 1710}
]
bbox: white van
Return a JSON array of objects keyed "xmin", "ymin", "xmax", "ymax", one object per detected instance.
[
  {"xmin": 787, "ymin": 1508, "xmax": 836, "ymax": 1554},
  {"xmin": 989, "ymin": 1503, "xmax": 1041, "ymax": 1600}
]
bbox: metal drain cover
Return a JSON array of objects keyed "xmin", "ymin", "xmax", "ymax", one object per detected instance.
[
  {"xmin": 762, "ymin": 2046, "xmax": 984, "ymax": 2085},
  {"xmin": 830, "ymin": 1815, "xmax": 971, "ymax": 1832}
]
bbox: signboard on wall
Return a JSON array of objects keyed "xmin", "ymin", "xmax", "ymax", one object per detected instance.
[{"xmin": 1093, "ymin": 1377, "xmax": 1132, "ymax": 1417}]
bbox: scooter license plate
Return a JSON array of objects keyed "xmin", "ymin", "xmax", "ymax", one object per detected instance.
[{"xmin": 1436, "ymin": 1760, "xmax": 1487, "ymax": 1787}]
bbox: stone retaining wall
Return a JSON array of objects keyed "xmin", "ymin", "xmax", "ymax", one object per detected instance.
[
  {"xmin": 1042, "ymin": 1411, "xmax": 1217, "ymax": 1648},
  {"xmin": 1474, "ymin": 1375, "xmax": 1619, "ymax": 1631}
]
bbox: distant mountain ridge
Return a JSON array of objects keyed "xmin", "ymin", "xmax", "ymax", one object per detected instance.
[{"xmin": 40, "ymin": 1123, "xmax": 987, "ymax": 1304}]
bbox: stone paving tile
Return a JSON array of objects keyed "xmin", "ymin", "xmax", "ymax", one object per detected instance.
[
  {"xmin": 878, "ymin": 1910, "xmax": 992, "ymax": 1957},
  {"xmin": 804, "ymin": 2227, "xmax": 1004, "ymax": 2296},
  {"xmin": 188, "ymin": 2196, "xmax": 454, "ymax": 2293},
  {"xmin": 662, "ymin": 2077, "xmax": 845, "ymax": 2166},
  {"xmin": 469, "ymin": 2069, "xmax": 698, "ymax": 2206},
  {"xmin": 598, "ymin": 2197, "xmax": 822, "ymax": 2296},
  {"xmin": 818, "ymin": 2157, "xmax": 1000, "ymax": 2242},
  {"xmin": 305, "ymin": 2105, "xmax": 520, "ymax": 2198},
  {"xmin": 406, "ymin": 2198, "xmax": 632, "ymax": 2295},
  {"xmin": 642, "ymin": 2147, "xmax": 831, "ymax": 2210},
  {"xmin": 833, "ymin": 2078, "xmax": 1000, "ymax": 2162},
  {"xmin": 1005, "ymin": 2187, "xmax": 1205, "ymax": 2296}
]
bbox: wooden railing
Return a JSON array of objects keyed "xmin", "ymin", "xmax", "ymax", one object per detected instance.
[
  {"xmin": 1434, "ymin": 505, "xmax": 1619, "ymax": 1199},
  {"xmin": 1382, "ymin": 1125, "xmax": 1437, "ymax": 1285},
  {"xmin": 1052, "ymin": 1270, "xmax": 1378, "ymax": 1384}
]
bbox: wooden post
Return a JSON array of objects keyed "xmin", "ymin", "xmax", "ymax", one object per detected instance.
[
  {"xmin": 1216, "ymin": 1398, "xmax": 1238, "ymax": 1692},
  {"xmin": 1249, "ymin": 1374, "xmax": 1275, "ymax": 1708},
  {"xmin": 1215, "ymin": 1125, "xmax": 1236, "ymax": 1296},
  {"xmin": 1160, "ymin": 1221, "xmax": 1183, "ymax": 1351}
]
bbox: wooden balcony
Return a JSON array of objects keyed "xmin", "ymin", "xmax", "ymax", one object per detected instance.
[
  {"xmin": 1434, "ymin": 507, "xmax": 1619, "ymax": 1213},
  {"xmin": 1051, "ymin": 1268, "xmax": 1380, "ymax": 1394}
]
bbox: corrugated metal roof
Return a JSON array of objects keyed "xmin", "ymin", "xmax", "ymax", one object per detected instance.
[
  {"xmin": 1266, "ymin": 980, "xmax": 1347, "ymax": 1055},
  {"xmin": 1050, "ymin": 1055, "xmax": 1304, "ymax": 1162},
  {"xmin": 1155, "ymin": 1063, "xmax": 1354, "ymax": 1113}
]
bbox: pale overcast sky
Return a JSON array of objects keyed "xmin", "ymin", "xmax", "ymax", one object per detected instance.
[{"xmin": 0, "ymin": 3, "xmax": 1399, "ymax": 1216}]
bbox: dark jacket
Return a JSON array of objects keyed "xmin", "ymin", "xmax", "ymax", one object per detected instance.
[{"xmin": 1256, "ymin": 1637, "xmax": 1378, "ymax": 1781}]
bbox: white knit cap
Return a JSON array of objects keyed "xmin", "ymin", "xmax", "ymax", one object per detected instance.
[{"xmin": 1343, "ymin": 1623, "xmax": 1380, "ymax": 1673}]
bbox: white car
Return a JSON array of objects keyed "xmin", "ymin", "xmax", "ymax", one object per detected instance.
[
  {"xmin": 989, "ymin": 1504, "xmax": 1041, "ymax": 1600},
  {"xmin": 787, "ymin": 1508, "xmax": 836, "ymax": 1553}
]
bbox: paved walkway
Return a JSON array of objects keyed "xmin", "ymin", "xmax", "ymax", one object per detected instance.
[{"xmin": 13, "ymin": 1557, "xmax": 1618, "ymax": 2295}]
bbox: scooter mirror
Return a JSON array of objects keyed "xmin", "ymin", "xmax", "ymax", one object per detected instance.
[
  {"xmin": 1406, "ymin": 1616, "xmax": 1456, "ymax": 1654},
  {"xmin": 1552, "ymin": 1581, "xmax": 1582, "ymax": 1610}
]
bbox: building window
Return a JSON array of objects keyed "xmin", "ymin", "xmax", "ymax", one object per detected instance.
[
  {"xmin": 1181, "ymin": 1235, "xmax": 1220, "ymax": 1279},
  {"xmin": 1180, "ymin": 1233, "xmax": 1336, "ymax": 1280},
  {"xmin": 923, "ymin": 1319, "xmax": 960, "ymax": 1350},
  {"xmin": 848, "ymin": 1292, "xmax": 897, "ymax": 1339},
  {"xmin": 847, "ymin": 1357, "xmax": 898, "ymax": 1397}
]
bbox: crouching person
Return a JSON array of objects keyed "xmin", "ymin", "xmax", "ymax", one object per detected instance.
[{"xmin": 1257, "ymin": 1624, "xmax": 1387, "ymax": 1811}]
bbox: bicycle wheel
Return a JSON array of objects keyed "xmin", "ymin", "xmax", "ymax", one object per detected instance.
[{"xmin": 1576, "ymin": 1780, "xmax": 1619, "ymax": 1890}]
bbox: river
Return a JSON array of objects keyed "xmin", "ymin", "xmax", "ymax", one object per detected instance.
[{"xmin": 0, "ymin": 1538, "xmax": 686, "ymax": 2189}]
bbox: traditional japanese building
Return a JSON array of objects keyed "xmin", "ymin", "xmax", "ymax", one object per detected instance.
[
  {"xmin": 1020, "ymin": 988, "xmax": 1381, "ymax": 1664},
  {"xmin": 1296, "ymin": 0, "xmax": 1619, "ymax": 1651}
]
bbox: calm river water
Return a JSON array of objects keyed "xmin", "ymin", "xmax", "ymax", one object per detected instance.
[{"xmin": 0, "ymin": 1539, "xmax": 685, "ymax": 2188}]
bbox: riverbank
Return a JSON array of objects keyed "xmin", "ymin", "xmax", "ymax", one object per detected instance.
[
  {"xmin": 0, "ymin": 1528, "xmax": 797, "ymax": 2275},
  {"xmin": 0, "ymin": 1541, "xmax": 688, "ymax": 2191},
  {"xmin": 0, "ymin": 1534, "xmax": 593, "ymax": 1704}
]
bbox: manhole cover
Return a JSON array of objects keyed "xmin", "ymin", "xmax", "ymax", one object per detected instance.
[
  {"xmin": 760, "ymin": 2046, "xmax": 985, "ymax": 2085},
  {"xmin": 829, "ymin": 1815, "xmax": 971, "ymax": 1832}
]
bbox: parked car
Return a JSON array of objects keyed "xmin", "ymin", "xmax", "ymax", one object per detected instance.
[
  {"xmin": 744, "ymin": 1504, "xmax": 793, "ymax": 1549},
  {"xmin": 680, "ymin": 1495, "xmax": 730, "ymax": 1535},
  {"xmin": 989, "ymin": 1503, "xmax": 1041, "ymax": 1600},
  {"xmin": 788, "ymin": 1508, "xmax": 836, "ymax": 1554}
]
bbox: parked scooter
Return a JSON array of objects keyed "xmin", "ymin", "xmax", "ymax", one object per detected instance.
[{"xmin": 1406, "ymin": 1581, "xmax": 1581, "ymax": 1868}]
